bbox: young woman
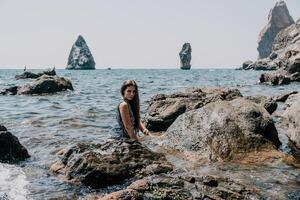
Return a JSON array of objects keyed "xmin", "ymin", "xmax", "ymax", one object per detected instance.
[{"xmin": 115, "ymin": 80, "xmax": 150, "ymax": 141}]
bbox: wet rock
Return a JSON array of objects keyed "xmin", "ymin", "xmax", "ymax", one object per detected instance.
[
  {"xmin": 1, "ymin": 75, "xmax": 73, "ymax": 95},
  {"xmin": 158, "ymin": 98, "xmax": 281, "ymax": 161},
  {"xmin": 50, "ymin": 138, "xmax": 173, "ymax": 188},
  {"xmin": 15, "ymin": 68, "xmax": 56, "ymax": 80},
  {"xmin": 0, "ymin": 125, "xmax": 30, "ymax": 163},
  {"xmin": 245, "ymin": 96, "xmax": 277, "ymax": 114},
  {"xmin": 257, "ymin": 0, "xmax": 294, "ymax": 59},
  {"xmin": 284, "ymin": 98, "xmax": 300, "ymax": 148},
  {"xmin": 275, "ymin": 91, "xmax": 298, "ymax": 102},
  {"xmin": 179, "ymin": 43, "xmax": 192, "ymax": 70},
  {"xmin": 97, "ymin": 174, "xmax": 257, "ymax": 200},
  {"xmin": 145, "ymin": 88, "xmax": 242, "ymax": 132},
  {"xmin": 66, "ymin": 35, "xmax": 95, "ymax": 70}
]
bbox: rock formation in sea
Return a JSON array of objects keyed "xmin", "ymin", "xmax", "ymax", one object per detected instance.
[
  {"xmin": 0, "ymin": 125, "xmax": 30, "ymax": 163},
  {"xmin": 1, "ymin": 75, "xmax": 74, "ymax": 95},
  {"xmin": 15, "ymin": 68, "xmax": 56, "ymax": 80},
  {"xmin": 66, "ymin": 35, "xmax": 96, "ymax": 70},
  {"xmin": 50, "ymin": 138, "xmax": 173, "ymax": 188},
  {"xmin": 257, "ymin": 0, "xmax": 294, "ymax": 59},
  {"xmin": 283, "ymin": 93, "xmax": 300, "ymax": 148},
  {"xmin": 179, "ymin": 43, "xmax": 192, "ymax": 70},
  {"xmin": 157, "ymin": 98, "xmax": 281, "ymax": 162},
  {"xmin": 144, "ymin": 88, "xmax": 243, "ymax": 132}
]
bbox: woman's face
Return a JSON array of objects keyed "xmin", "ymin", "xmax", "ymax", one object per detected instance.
[{"xmin": 123, "ymin": 85, "xmax": 136, "ymax": 101}]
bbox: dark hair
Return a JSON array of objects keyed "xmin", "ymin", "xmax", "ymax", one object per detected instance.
[{"xmin": 120, "ymin": 80, "xmax": 140, "ymax": 129}]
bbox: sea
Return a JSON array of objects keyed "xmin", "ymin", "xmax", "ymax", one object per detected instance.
[{"xmin": 0, "ymin": 69, "xmax": 299, "ymax": 200}]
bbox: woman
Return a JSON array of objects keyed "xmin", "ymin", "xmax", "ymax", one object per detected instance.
[{"xmin": 115, "ymin": 80, "xmax": 150, "ymax": 141}]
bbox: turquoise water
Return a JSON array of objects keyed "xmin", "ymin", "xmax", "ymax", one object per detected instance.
[{"xmin": 0, "ymin": 69, "xmax": 299, "ymax": 199}]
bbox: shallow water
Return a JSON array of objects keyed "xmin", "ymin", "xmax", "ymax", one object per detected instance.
[{"xmin": 0, "ymin": 69, "xmax": 299, "ymax": 199}]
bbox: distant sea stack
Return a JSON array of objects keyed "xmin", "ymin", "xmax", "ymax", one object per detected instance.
[
  {"xmin": 179, "ymin": 43, "xmax": 192, "ymax": 70},
  {"xmin": 66, "ymin": 35, "xmax": 96, "ymax": 70},
  {"xmin": 257, "ymin": 0, "xmax": 294, "ymax": 59}
]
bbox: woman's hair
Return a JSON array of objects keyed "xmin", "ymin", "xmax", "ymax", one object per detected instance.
[{"xmin": 120, "ymin": 80, "xmax": 140, "ymax": 129}]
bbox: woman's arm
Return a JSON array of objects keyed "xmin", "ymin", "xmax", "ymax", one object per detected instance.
[
  {"xmin": 119, "ymin": 102, "xmax": 139, "ymax": 141},
  {"xmin": 139, "ymin": 120, "xmax": 150, "ymax": 135}
]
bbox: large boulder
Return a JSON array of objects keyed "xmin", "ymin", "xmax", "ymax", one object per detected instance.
[
  {"xmin": 257, "ymin": 0, "xmax": 294, "ymax": 59},
  {"xmin": 157, "ymin": 98, "xmax": 281, "ymax": 161},
  {"xmin": 1, "ymin": 75, "xmax": 73, "ymax": 95},
  {"xmin": 0, "ymin": 125, "xmax": 30, "ymax": 163},
  {"xmin": 15, "ymin": 68, "xmax": 56, "ymax": 80},
  {"xmin": 66, "ymin": 35, "xmax": 96, "ymax": 70},
  {"xmin": 50, "ymin": 139, "xmax": 173, "ymax": 188},
  {"xmin": 144, "ymin": 88, "xmax": 242, "ymax": 132},
  {"xmin": 179, "ymin": 43, "xmax": 192, "ymax": 70},
  {"xmin": 283, "ymin": 97, "xmax": 300, "ymax": 148}
]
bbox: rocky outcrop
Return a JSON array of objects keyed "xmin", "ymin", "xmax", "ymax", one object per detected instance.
[
  {"xmin": 91, "ymin": 174, "xmax": 257, "ymax": 200},
  {"xmin": 245, "ymin": 96, "xmax": 277, "ymax": 114},
  {"xmin": 257, "ymin": 1, "xmax": 294, "ymax": 59},
  {"xmin": 157, "ymin": 98, "xmax": 281, "ymax": 161},
  {"xmin": 15, "ymin": 68, "xmax": 56, "ymax": 80},
  {"xmin": 179, "ymin": 43, "xmax": 192, "ymax": 70},
  {"xmin": 283, "ymin": 97, "xmax": 300, "ymax": 148},
  {"xmin": 144, "ymin": 88, "xmax": 242, "ymax": 132},
  {"xmin": 1, "ymin": 75, "xmax": 73, "ymax": 95},
  {"xmin": 0, "ymin": 125, "xmax": 30, "ymax": 163},
  {"xmin": 274, "ymin": 91, "xmax": 298, "ymax": 102},
  {"xmin": 66, "ymin": 35, "xmax": 95, "ymax": 70},
  {"xmin": 50, "ymin": 139, "xmax": 173, "ymax": 188}
]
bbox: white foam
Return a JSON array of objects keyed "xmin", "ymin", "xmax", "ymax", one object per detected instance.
[{"xmin": 0, "ymin": 164, "xmax": 31, "ymax": 200}]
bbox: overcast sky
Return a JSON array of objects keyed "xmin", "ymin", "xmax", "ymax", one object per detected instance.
[{"xmin": 0, "ymin": 0, "xmax": 299, "ymax": 69}]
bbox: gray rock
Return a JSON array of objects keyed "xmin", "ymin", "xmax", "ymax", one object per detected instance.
[
  {"xmin": 284, "ymin": 98, "xmax": 300, "ymax": 148},
  {"xmin": 158, "ymin": 98, "xmax": 281, "ymax": 161},
  {"xmin": 15, "ymin": 68, "xmax": 56, "ymax": 80},
  {"xmin": 51, "ymin": 139, "xmax": 173, "ymax": 188},
  {"xmin": 245, "ymin": 96, "xmax": 277, "ymax": 114},
  {"xmin": 66, "ymin": 35, "xmax": 95, "ymax": 70},
  {"xmin": 274, "ymin": 91, "xmax": 298, "ymax": 102},
  {"xmin": 179, "ymin": 43, "xmax": 192, "ymax": 70},
  {"xmin": 257, "ymin": 1, "xmax": 294, "ymax": 59},
  {"xmin": 144, "ymin": 88, "xmax": 242, "ymax": 132},
  {"xmin": 96, "ymin": 174, "xmax": 259, "ymax": 200},
  {"xmin": 1, "ymin": 75, "xmax": 74, "ymax": 95},
  {"xmin": 0, "ymin": 125, "xmax": 30, "ymax": 163}
]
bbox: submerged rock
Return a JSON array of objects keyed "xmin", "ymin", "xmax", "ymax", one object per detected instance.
[
  {"xmin": 144, "ymin": 88, "xmax": 242, "ymax": 132},
  {"xmin": 1, "ymin": 75, "xmax": 73, "ymax": 95},
  {"xmin": 158, "ymin": 98, "xmax": 281, "ymax": 161},
  {"xmin": 0, "ymin": 125, "xmax": 30, "ymax": 163},
  {"xmin": 95, "ymin": 174, "xmax": 257, "ymax": 200},
  {"xmin": 66, "ymin": 35, "xmax": 96, "ymax": 70},
  {"xmin": 257, "ymin": 0, "xmax": 294, "ymax": 59},
  {"xmin": 50, "ymin": 138, "xmax": 173, "ymax": 188},
  {"xmin": 15, "ymin": 68, "xmax": 56, "ymax": 80},
  {"xmin": 179, "ymin": 43, "xmax": 192, "ymax": 70}
]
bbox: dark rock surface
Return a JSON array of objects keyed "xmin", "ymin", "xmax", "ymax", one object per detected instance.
[
  {"xmin": 179, "ymin": 43, "xmax": 192, "ymax": 70},
  {"xmin": 15, "ymin": 68, "xmax": 56, "ymax": 80},
  {"xmin": 66, "ymin": 35, "xmax": 95, "ymax": 70},
  {"xmin": 157, "ymin": 98, "xmax": 281, "ymax": 161},
  {"xmin": 144, "ymin": 88, "xmax": 242, "ymax": 132},
  {"xmin": 50, "ymin": 139, "xmax": 173, "ymax": 188},
  {"xmin": 1, "ymin": 75, "xmax": 73, "ymax": 95},
  {"xmin": 257, "ymin": 0, "xmax": 294, "ymax": 59},
  {"xmin": 94, "ymin": 174, "xmax": 257, "ymax": 200},
  {"xmin": 275, "ymin": 91, "xmax": 298, "ymax": 102},
  {"xmin": 0, "ymin": 125, "xmax": 30, "ymax": 163}
]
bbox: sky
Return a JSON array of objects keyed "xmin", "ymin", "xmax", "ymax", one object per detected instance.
[{"xmin": 0, "ymin": 0, "xmax": 299, "ymax": 69}]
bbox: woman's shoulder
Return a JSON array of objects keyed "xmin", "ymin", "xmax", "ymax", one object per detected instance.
[{"xmin": 119, "ymin": 101, "xmax": 129, "ymax": 110}]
